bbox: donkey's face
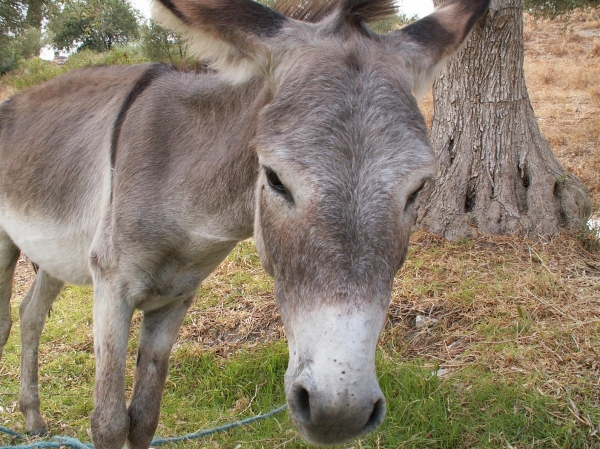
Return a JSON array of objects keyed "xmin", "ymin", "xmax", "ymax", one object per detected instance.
[
  {"xmin": 254, "ymin": 43, "xmax": 434, "ymax": 443},
  {"xmin": 154, "ymin": 0, "xmax": 489, "ymax": 444}
]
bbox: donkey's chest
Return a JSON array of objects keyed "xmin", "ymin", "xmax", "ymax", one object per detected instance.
[{"xmin": 125, "ymin": 237, "xmax": 238, "ymax": 312}]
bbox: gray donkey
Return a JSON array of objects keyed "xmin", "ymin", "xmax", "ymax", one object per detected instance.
[{"xmin": 0, "ymin": 0, "xmax": 490, "ymax": 447}]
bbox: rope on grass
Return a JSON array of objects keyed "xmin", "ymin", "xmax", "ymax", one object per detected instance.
[
  {"xmin": 0, "ymin": 404, "xmax": 287, "ymax": 449},
  {"xmin": 0, "ymin": 434, "xmax": 92, "ymax": 449}
]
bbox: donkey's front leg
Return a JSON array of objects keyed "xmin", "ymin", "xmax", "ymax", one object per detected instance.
[
  {"xmin": 90, "ymin": 278, "xmax": 135, "ymax": 449},
  {"xmin": 126, "ymin": 297, "xmax": 193, "ymax": 449}
]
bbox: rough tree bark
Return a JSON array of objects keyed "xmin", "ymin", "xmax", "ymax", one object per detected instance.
[{"xmin": 416, "ymin": 0, "xmax": 592, "ymax": 239}]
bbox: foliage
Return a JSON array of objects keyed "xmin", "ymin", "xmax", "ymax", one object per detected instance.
[
  {"xmin": 64, "ymin": 45, "xmax": 147, "ymax": 67},
  {"xmin": 1, "ymin": 46, "xmax": 147, "ymax": 92},
  {"xmin": 25, "ymin": 0, "xmax": 47, "ymax": 30},
  {"xmin": 0, "ymin": 0, "xmax": 53, "ymax": 72},
  {"xmin": 0, "ymin": 28, "xmax": 44, "ymax": 75},
  {"xmin": 4, "ymin": 57, "xmax": 62, "ymax": 90},
  {"xmin": 0, "ymin": 0, "xmax": 26, "ymax": 35},
  {"xmin": 140, "ymin": 20, "xmax": 190, "ymax": 65},
  {"xmin": 14, "ymin": 26, "xmax": 44, "ymax": 58},
  {"xmin": 0, "ymin": 0, "xmax": 25, "ymax": 73},
  {"xmin": 368, "ymin": 12, "xmax": 417, "ymax": 33},
  {"xmin": 0, "ymin": 0, "xmax": 46, "ymax": 72},
  {"xmin": 525, "ymin": 0, "xmax": 600, "ymax": 18},
  {"xmin": 48, "ymin": 0, "xmax": 141, "ymax": 53},
  {"xmin": 0, "ymin": 42, "xmax": 19, "ymax": 75}
]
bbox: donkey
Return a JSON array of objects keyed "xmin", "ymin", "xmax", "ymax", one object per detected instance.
[{"xmin": 0, "ymin": 0, "xmax": 490, "ymax": 447}]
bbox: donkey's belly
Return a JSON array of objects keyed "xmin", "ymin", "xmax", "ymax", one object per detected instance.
[{"xmin": 0, "ymin": 210, "xmax": 95, "ymax": 285}]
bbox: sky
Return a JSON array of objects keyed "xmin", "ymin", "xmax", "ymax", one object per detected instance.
[
  {"xmin": 130, "ymin": 0, "xmax": 435, "ymax": 19},
  {"xmin": 398, "ymin": 0, "xmax": 435, "ymax": 17}
]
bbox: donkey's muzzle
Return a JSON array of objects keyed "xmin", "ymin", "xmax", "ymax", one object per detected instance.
[{"xmin": 287, "ymin": 373, "xmax": 386, "ymax": 445}]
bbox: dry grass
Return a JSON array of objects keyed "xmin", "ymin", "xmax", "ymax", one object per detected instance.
[
  {"xmin": 13, "ymin": 231, "xmax": 598, "ymax": 413},
  {"xmin": 48, "ymin": 233, "xmax": 600, "ymax": 390},
  {"xmin": 523, "ymin": 11, "xmax": 600, "ymax": 203},
  {"xmin": 5, "ymin": 229, "xmax": 600, "ymax": 446},
  {"xmin": 386, "ymin": 232, "xmax": 600, "ymax": 405}
]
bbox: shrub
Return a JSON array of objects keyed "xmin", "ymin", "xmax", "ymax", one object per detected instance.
[
  {"xmin": 140, "ymin": 20, "xmax": 193, "ymax": 67},
  {"xmin": 524, "ymin": 0, "xmax": 600, "ymax": 18},
  {"xmin": 0, "ymin": 27, "xmax": 43, "ymax": 75},
  {"xmin": 2, "ymin": 45, "xmax": 147, "ymax": 93},
  {"xmin": 48, "ymin": 0, "xmax": 141, "ymax": 53},
  {"xmin": 7, "ymin": 57, "xmax": 61, "ymax": 91},
  {"xmin": 63, "ymin": 45, "xmax": 147, "ymax": 70}
]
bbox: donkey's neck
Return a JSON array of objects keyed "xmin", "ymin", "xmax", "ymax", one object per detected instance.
[{"xmin": 128, "ymin": 71, "xmax": 272, "ymax": 242}]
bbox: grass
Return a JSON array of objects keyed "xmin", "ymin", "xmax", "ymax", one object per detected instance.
[
  {"xmin": 1, "ymin": 236, "xmax": 599, "ymax": 448},
  {"xmin": 523, "ymin": 9, "xmax": 600, "ymax": 204},
  {"xmin": 1, "ymin": 7, "xmax": 600, "ymax": 449}
]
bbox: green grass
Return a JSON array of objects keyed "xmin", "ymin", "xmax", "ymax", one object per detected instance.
[
  {"xmin": 1, "ymin": 239, "xmax": 599, "ymax": 448},
  {"xmin": 2, "ymin": 336, "xmax": 595, "ymax": 448}
]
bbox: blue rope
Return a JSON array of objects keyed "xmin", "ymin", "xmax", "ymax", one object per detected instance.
[
  {"xmin": 0, "ymin": 435, "xmax": 92, "ymax": 449},
  {"xmin": 0, "ymin": 404, "xmax": 287, "ymax": 449},
  {"xmin": 150, "ymin": 404, "xmax": 287, "ymax": 446}
]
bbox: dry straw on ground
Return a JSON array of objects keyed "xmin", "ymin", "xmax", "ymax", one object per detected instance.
[{"xmin": 388, "ymin": 232, "xmax": 599, "ymax": 402}]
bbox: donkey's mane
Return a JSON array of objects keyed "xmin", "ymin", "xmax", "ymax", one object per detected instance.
[{"xmin": 272, "ymin": 0, "xmax": 397, "ymax": 25}]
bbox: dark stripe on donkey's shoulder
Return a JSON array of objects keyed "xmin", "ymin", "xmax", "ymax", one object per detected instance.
[{"xmin": 110, "ymin": 63, "xmax": 175, "ymax": 203}]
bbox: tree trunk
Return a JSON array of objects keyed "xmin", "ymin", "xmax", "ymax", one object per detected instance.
[
  {"xmin": 416, "ymin": 0, "xmax": 592, "ymax": 240},
  {"xmin": 25, "ymin": 0, "xmax": 45, "ymax": 30}
]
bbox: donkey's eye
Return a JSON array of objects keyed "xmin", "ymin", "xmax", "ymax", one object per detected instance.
[
  {"xmin": 265, "ymin": 168, "xmax": 285, "ymax": 191},
  {"xmin": 405, "ymin": 182, "xmax": 426, "ymax": 211},
  {"xmin": 265, "ymin": 167, "xmax": 293, "ymax": 201}
]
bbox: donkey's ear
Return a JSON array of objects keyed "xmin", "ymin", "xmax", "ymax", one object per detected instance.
[
  {"xmin": 389, "ymin": 0, "xmax": 490, "ymax": 99},
  {"xmin": 151, "ymin": 0, "xmax": 289, "ymax": 83}
]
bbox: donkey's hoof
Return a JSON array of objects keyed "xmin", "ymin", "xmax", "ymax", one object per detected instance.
[
  {"xmin": 27, "ymin": 427, "xmax": 48, "ymax": 437},
  {"xmin": 26, "ymin": 419, "xmax": 48, "ymax": 436}
]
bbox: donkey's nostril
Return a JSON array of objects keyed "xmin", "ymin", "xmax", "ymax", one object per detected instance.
[
  {"xmin": 290, "ymin": 384, "xmax": 312, "ymax": 425},
  {"xmin": 363, "ymin": 397, "xmax": 386, "ymax": 433}
]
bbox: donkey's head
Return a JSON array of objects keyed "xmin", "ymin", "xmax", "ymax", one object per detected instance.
[{"xmin": 154, "ymin": 0, "xmax": 489, "ymax": 444}]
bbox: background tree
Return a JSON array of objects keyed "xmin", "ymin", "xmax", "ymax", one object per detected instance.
[
  {"xmin": 25, "ymin": 0, "xmax": 47, "ymax": 30},
  {"xmin": 48, "ymin": 0, "xmax": 141, "ymax": 53},
  {"xmin": 140, "ymin": 20, "xmax": 189, "ymax": 65},
  {"xmin": 416, "ymin": 0, "xmax": 592, "ymax": 239},
  {"xmin": 0, "ymin": 0, "xmax": 25, "ymax": 34},
  {"xmin": 0, "ymin": 0, "xmax": 30, "ymax": 72}
]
